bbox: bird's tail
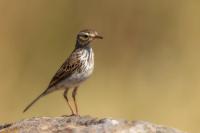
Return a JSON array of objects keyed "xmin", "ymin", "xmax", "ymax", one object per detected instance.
[{"xmin": 23, "ymin": 90, "xmax": 48, "ymax": 113}]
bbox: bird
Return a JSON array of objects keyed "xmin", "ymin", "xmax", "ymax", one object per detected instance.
[{"xmin": 23, "ymin": 29, "xmax": 103, "ymax": 115}]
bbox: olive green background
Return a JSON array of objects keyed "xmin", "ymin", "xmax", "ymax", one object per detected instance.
[{"xmin": 0, "ymin": 0, "xmax": 199, "ymax": 132}]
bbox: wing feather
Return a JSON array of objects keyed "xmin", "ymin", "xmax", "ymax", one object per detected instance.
[{"xmin": 47, "ymin": 50, "xmax": 82, "ymax": 89}]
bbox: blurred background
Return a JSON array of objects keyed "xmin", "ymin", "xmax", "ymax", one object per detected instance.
[{"xmin": 0, "ymin": 0, "xmax": 199, "ymax": 132}]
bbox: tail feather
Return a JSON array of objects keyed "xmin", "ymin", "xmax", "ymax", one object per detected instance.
[{"xmin": 23, "ymin": 90, "xmax": 47, "ymax": 113}]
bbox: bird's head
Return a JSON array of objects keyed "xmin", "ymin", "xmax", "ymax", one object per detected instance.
[{"xmin": 76, "ymin": 29, "xmax": 103, "ymax": 48}]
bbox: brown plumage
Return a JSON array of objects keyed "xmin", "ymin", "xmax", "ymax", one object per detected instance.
[{"xmin": 23, "ymin": 29, "xmax": 103, "ymax": 115}]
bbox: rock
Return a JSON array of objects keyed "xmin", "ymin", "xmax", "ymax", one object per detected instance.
[{"xmin": 0, "ymin": 116, "xmax": 187, "ymax": 133}]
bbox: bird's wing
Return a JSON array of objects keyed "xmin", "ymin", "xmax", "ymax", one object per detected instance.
[
  {"xmin": 23, "ymin": 50, "xmax": 83, "ymax": 113},
  {"xmin": 47, "ymin": 50, "xmax": 82, "ymax": 89}
]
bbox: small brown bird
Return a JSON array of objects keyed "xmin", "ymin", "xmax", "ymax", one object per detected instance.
[{"xmin": 23, "ymin": 29, "xmax": 103, "ymax": 115}]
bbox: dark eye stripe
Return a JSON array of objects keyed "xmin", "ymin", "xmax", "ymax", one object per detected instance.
[{"xmin": 83, "ymin": 35, "xmax": 88, "ymax": 38}]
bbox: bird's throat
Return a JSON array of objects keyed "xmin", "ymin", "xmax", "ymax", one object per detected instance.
[{"xmin": 75, "ymin": 40, "xmax": 91, "ymax": 49}]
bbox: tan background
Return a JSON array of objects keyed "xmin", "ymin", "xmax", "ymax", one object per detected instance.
[{"xmin": 0, "ymin": 0, "xmax": 200, "ymax": 132}]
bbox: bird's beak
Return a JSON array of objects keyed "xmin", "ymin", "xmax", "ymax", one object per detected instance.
[{"xmin": 94, "ymin": 33, "xmax": 103, "ymax": 39}]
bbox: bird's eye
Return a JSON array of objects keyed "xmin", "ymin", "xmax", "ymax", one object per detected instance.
[
  {"xmin": 78, "ymin": 33, "xmax": 90, "ymax": 41},
  {"xmin": 83, "ymin": 35, "xmax": 88, "ymax": 38},
  {"xmin": 79, "ymin": 34, "xmax": 89, "ymax": 41}
]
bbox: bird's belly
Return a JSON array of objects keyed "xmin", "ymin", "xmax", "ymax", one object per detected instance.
[{"xmin": 59, "ymin": 67, "xmax": 94, "ymax": 88}]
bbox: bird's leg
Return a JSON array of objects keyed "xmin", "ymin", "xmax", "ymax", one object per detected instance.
[
  {"xmin": 72, "ymin": 87, "xmax": 79, "ymax": 116},
  {"xmin": 63, "ymin": 88, "xmax": 75, "ymax": 115}
]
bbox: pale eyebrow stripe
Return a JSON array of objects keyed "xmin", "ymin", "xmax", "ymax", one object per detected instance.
[{"xmin": 79, "ymin": 32, "xmax": 90, "ymax": 36}]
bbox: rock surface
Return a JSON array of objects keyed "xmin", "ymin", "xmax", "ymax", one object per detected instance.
[{"xmin": 0, "ymin": 116, "xmax": 186, "ymax": 133}]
